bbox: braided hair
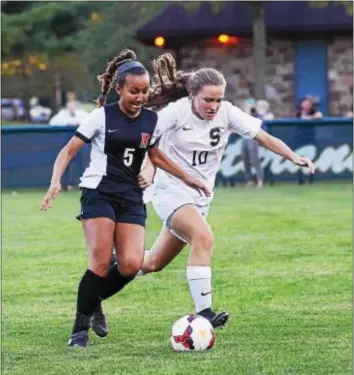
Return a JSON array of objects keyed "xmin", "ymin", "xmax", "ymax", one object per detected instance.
[
  {"xmin": 146, "ymin": 54, "xmax": 190, "ymax": 110},
  {"xmin": 96, "ymin": 49, "xmax": 148, "ymax": 107},
  {"xmin": 146, "ymin": 53, "xmax": 226, "ymax": 111}
]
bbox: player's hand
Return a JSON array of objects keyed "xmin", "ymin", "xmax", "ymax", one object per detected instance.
[
  {"xmin": 138, "ymin": 169, "xmax": 154, "ymax": 190},
  {"xmin": 40, "ymin": 183, "xmax": 61, "ymax": 210},
  {"xmin": 293, "ymin": 156, "xmax": 315, "ymax": 174},
  {"xmin": 183, "ymin": 175, "xmax": 211, "ymax": 197}
]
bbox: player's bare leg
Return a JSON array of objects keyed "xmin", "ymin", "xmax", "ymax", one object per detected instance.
[
  {"xmin": 141, "ymin": 227, "xmax": 186, "ymax": 273},
  {"xmin": 169, "ymin": 204, "xmax": 229, "ymax": 328},
  {"xmin": 68, "ymin": 218, "xmax": 115, "ymax": 348},
  {"xmin": 93, "ymin": 223, "xmax": 145, "ymax": 338}
]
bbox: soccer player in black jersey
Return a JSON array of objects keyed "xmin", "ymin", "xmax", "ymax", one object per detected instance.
[{"xmin": 40, "ymin": 49, "xmax": 210, "ymax": 348}]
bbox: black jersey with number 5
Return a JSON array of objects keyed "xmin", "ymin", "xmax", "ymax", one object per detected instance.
[{"xmin": 75, "ymin": 103, "xmax": 157, "ymax": 202}]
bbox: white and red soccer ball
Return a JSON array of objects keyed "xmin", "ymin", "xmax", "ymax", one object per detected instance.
[{"xmin": 170, "ymin": 314, "xmax": 216, "ymax": 351}]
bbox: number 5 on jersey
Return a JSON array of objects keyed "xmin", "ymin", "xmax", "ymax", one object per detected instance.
[{"xmin": 124, "ymin": 148, "xmax": 135, "ymax": 166}]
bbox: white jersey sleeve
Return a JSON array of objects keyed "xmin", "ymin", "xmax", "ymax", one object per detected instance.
[
  {"xmin": 76, "ymin": 107, "xmax": 105, "ymax": 142},
  {"xmin": 225, "ymin": 101, "xmax": 262, "ymax": 139},
  {"xmin": 149, "ymin": 101, "xmax": 179, "ymax": 145}
]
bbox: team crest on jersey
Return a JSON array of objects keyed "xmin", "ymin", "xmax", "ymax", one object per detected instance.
[{"xmin": 140, "ymin": 133, "xmax": 151, "ymax": 149}]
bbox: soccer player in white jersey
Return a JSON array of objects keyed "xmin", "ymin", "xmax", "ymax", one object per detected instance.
[{"xmin": 136, "ymin": 54, "xmax": 315, "ymax": 328}]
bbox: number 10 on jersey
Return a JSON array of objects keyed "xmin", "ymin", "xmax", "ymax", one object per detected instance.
[
  {"xmin": 191, "ymin": 127, "xmax": 219, "ymax": 166},
  {"xmin": 192, "ymin": 151, "xmax": 208, "ymax": 166}
]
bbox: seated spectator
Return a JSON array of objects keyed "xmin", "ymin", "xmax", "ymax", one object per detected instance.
[
  {"xmin": 344, "ymin": 103, "xmax": 353, "ymax": 118},
  {"xmin": 256, "ymin": 99, "xmax": 274, "ymax": 121},
  {"xmin": 345, "ymin": 87, "xmax": 353, "ymax": 117},
  {"xmin": 241, "ymin": 98, "xmax": 264, "ymax": 188},
  {"xmin": 295, "ymin": 96, "xmax": 321, "ymax": 185},
  {"xmin": 29, "ymin": 97, "xmax": 52, "ymax": 123},
  {"xmin": 49, "ymin": 101, "xmax": 89, "ymax": 191},
  {"xmin": 66, "ymin": 91, "xmax": 83, "ymax": 109},
  {"xmin": 296, "ymin": 97, "xmax": 323, "ymax": 120},
  {"xmin": 49, "ymin": 101, "xmax": 89, "ymax": 126}
]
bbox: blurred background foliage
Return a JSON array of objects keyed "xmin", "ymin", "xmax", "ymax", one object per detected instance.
[
  {"xmin": 2, "ymin": 1, "xmax": 351, "ymax": 113},
  {"xmin": 2, "ymin": 1, "xmax": 166, "ymax": 110}
]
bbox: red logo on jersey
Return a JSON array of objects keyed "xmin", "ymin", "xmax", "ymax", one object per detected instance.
[{"xmin": 140, "ymin": 133, "xmax": 151, "ymax": 149}]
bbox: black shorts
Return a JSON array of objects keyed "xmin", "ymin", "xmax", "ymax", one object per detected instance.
[{"xmin": 76, "ymin": 188, "xmax": 146, "ymax": 227}]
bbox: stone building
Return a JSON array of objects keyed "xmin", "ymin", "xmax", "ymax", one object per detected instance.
[{"xmin": 136, "ymin": 2, "xmax": 353, "ymax": 117}]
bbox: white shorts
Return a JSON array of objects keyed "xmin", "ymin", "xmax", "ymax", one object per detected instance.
[{"xmin": 150, "ymin": 184, "xmax": 212, "ymax": 243}]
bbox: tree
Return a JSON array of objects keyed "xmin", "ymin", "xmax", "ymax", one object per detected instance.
[
  {"xmin": 309, "ymin": 1, "xmax": 353, "ymax": 15},
  {"xmin": 1, "ymin": 1, "xmax": 33, "ymax": 14},
  {"xmin": 2, "ymin": 2, "xmax": 166, "ymax": 113},
  {"xmin": 78, "ymin": 2, "xmax": 165, "ymax": 86},
  {"xmin": 184, "ymin": 1, "xmax": 352, "ymax": 100},
  {"xmin": 2, "ymin": 2, "xmax": 107, "ymax": 113},
  {"xmin": 248, "ymin": 2, "xmax": 266, "ymax": 100},
  {"xmin": 185, "ymin": 1, "xmax": 266, "ymax": 100}
]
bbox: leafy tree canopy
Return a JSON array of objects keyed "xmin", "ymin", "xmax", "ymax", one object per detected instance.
[{"xmin": 2, "ymin": 2, "xmax": 108, "ymax": 57}]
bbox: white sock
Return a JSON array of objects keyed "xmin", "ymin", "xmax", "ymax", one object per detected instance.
[
  {"xmin": 186, "ymin": 266, "xmax": 212, "ymax": 313},
  {"xmin": 136, "ymin": 249, "xmax": 151, "ymax": 277}
]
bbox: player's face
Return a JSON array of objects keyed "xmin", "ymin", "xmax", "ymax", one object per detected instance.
[
  {"xmin": 117, "ymin": 73, "xmax": 150, "ymax": 116},
  {"xmin": 193, "ymin": 85, "xmax": 225, "ymax": 120}
]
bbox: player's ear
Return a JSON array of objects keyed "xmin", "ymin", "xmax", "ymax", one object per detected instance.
[{"xmin": 115, "ymin": 85, "xmax": 123, "ymax": 96}]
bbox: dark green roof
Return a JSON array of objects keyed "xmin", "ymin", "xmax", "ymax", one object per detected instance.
[{"xmin": 136, "ymin": 1, "xmax": 352, "ymax": 43}]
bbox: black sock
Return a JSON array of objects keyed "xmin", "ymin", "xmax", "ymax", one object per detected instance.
[
  {"xmin": 72, "ymin": 269, "xmax": 105, "ymax": 334},
  {"xmin": 72, "ymin": 312, "xmax": 91, "ymax": 334},
  {"xmin": 100, "ymin": 264, "xmax": 135, "ymax": 300}
]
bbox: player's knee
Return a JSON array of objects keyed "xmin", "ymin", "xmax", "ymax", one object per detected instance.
[
  {"xmin": 90, "ymin": 258, "xmax": 110, "ymax": 277},
  {"xmin": 143, "ymin": 255, "xmax": 164, "ymax": 273},
  {"xmin": 89, "ymin": 245, "xmax": 112, "ymax": 276},
  {"xmin": 119, "ymin": 258, "xmax": 142, "ymax": 277},
  {"xmin": 191, "ymin": 229, "xmax": 214, "ymax": 252}
]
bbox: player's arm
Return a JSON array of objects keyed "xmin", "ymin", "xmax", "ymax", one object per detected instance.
[
  {"xmin": 40, "ymin": 107, "xmax": 102, "ymax": 211},
  {"xmin": 254, "ymin": 129, "xmax": 315, "ymax": 173},
  {"xmin": 148, "ymin": 146, "xmax": 211, "ymax": 196},
  {"xmin": 138, "ymin": 156, "xmax": 156, "ymax": 189},
  {"xmin": 226, "ymin": 102, "xmax": 315, "ymax": 173},
  {"xmin": 40, "ymin": 136, "xmax": 85, "ymax": 210}
]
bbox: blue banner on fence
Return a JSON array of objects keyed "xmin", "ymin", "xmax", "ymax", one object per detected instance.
[
  {"xmin": 2, "ymin": 126, "xmax": 90, "ymax": 188},
  {"xmin": 2, "ymin": 119, "xmax": 353, "ymax": 189},
  {"xmin": 216, "ymin": 118, "xmax": 353, "ymax": 185}
]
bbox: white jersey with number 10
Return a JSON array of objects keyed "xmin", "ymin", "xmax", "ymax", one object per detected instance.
[{"xmin": 148, "ymin": 97, "xmax": 262, "ymax": 200}]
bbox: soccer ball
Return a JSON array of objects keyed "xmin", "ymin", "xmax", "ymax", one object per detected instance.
[{"xmin": 170, "ymin": 314, "xmax": 216, "ymax": 351}]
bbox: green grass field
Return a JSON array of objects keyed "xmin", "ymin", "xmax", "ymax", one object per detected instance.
[{"xmin": 2, "ymin": 183, "xmax": 352, "ymax": 375}]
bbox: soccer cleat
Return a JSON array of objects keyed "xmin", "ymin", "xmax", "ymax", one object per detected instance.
[
  {"xmin": 198, "ymin": 308, "xmax": 229, "ymax": 329},
  {"xmin": 67, "ymin": 330, "xmax": 89, "ymax": 348},
  {"xmin": 209, "ymin": 311, "xmax": 229, "ymax": 328},
  {"xmin": 91, "ymin": 303, "xmax": 109, "ymax": 337}
]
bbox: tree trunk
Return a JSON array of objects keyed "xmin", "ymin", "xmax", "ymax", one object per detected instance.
[
  {"xmin": 249, "ymin": 1, "xmax": 266, "ymax": 100},
  {"xmin": 54, "ymin": 73, "xmax": 62, "ymax": 112},
  {"xmin": 20, "ymin": 66, "xmax": 31, "ymax": 122}
]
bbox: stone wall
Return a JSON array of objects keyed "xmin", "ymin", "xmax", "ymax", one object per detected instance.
[
  {"xmin": 328, "ymin": 36, "xmax": 353, "ymax": 116},
  {"xmin": 178, "ymin": 36, "xmax": 353, "ymax": 117}
]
